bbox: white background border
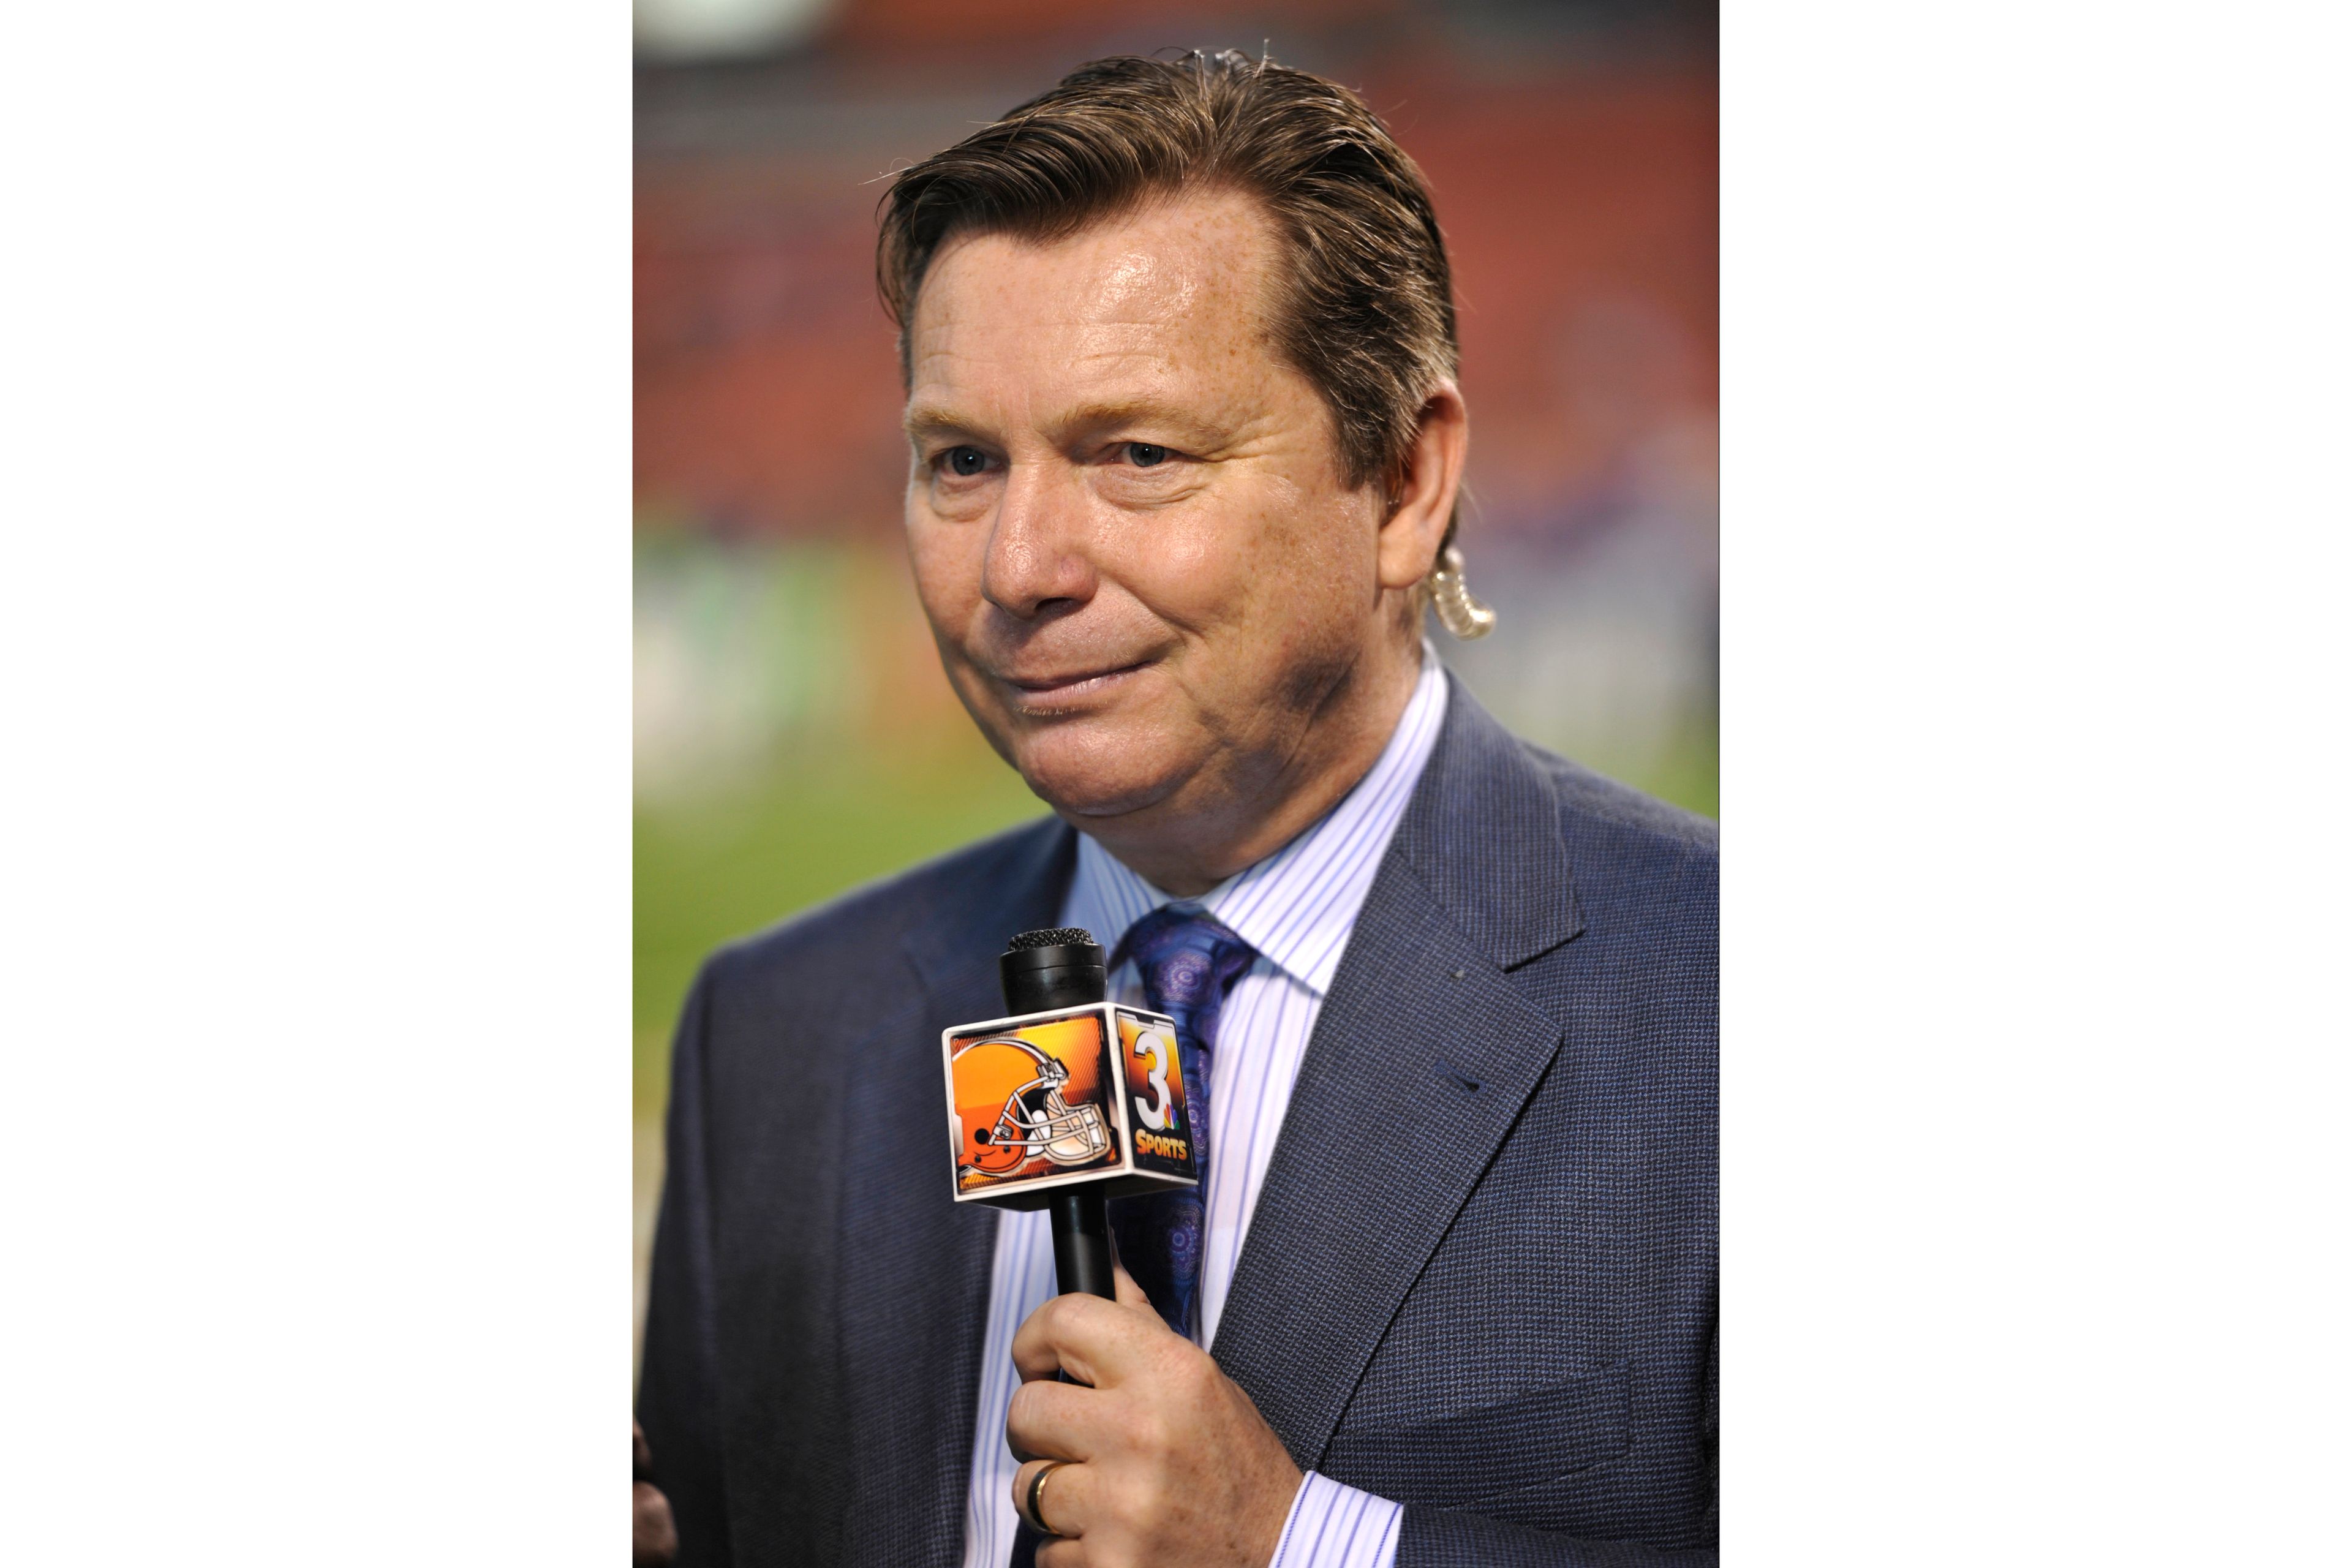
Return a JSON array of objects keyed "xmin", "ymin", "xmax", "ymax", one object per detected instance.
[
  {"xmin": 6, "ymin": 0, "xmax": 629, "ymax": 1557},
  {"xmin": 1724, "ymin": 2, "xmax": 2348, "ymax": 1559}
]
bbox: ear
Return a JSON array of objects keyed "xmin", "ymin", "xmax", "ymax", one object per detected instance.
[{"xmin": 1375, "ymin": 379, "xmax": 1469, "ymax": 592}]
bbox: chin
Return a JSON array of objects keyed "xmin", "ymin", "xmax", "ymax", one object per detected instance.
[{"xmin": 1007, "ymin": 723, "xmax": 1189, "ymax": 823}]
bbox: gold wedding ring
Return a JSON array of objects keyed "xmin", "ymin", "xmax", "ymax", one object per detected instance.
[{"xmin": 1022, "ymin": 1460, "xmax": 1071, "ymax": 1538}]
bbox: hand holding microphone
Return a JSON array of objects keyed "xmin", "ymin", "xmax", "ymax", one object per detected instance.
[{"xmin": 1003, "ymin": 1272, "xmax": 1300, "ymax": 1568}]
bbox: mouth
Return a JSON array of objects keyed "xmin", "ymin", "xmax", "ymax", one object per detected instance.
[{"xmin": 997, "ymin": 659, "xmax": 1151, "ymax": 710}]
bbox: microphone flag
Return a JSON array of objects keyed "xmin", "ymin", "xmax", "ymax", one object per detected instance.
[{"xmin": 942, "ymin": 1002, "xmax": 1201, "ymax": 1210}]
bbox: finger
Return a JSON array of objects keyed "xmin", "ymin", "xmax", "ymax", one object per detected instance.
[
  {"xmin": 633, "ymin": 1480, "xmax": 677, "ymax": 1566},
  {"xmin": 1010, "ymin": 1289, "xmax": 1163, "ymax": 1388},
  {"xmin": 1011, "ymin": 1458, "xmax": 1095, "ymax": 1542},
  {"xmin": 1003, "ymin": 1375, "xmax": 1104, "ymax": 1466}
]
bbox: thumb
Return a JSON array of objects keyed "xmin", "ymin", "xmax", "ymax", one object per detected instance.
[{"xmin": 1112, "ymin": 1262, "xmax": 1154, "ymax": 1316}]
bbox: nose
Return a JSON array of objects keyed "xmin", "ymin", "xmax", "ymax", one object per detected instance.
[{"xmin": 981, "ymin": 464, "xmax": 1097, "ymax": 621}]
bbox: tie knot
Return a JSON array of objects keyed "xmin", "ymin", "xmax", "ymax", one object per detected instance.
[{"xmin": 1114, "ymin": 906, "xmax": 1256, "ymax": 1017}]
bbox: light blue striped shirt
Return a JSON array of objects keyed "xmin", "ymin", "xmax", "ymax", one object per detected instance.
[{"xmin": 958, "ymin": 647, "xmax": 1449, "ymax": 1568}]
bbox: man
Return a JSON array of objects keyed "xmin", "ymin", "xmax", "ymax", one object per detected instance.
[{"xmin": 638, "ymin": 50, "xmax": 1716, "ymax": 1568}]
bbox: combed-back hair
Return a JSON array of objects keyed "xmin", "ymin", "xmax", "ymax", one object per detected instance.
[{"xmin": 875, "ymin": 49, "xmax": 1460, "ymax": 499}]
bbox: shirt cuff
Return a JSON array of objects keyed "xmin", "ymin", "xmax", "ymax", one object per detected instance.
[{"xmin": 1267, "ymin": 1470, "xmax": 1403, "ymax": 1568}]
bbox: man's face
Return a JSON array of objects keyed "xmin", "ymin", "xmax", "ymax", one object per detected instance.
[{"xmin": 902, "ymin": 189, "xmax": 1394, "ymax": 829}]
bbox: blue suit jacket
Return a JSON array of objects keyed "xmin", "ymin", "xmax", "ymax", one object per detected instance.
[{"xmin": 638, "ymin": 679, "xmax": 1718, "ymax": 1566}]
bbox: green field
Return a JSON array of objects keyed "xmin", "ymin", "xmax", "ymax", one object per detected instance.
[{"xmin": 634, "ymin": 730, "xmax": 1044, "ymax": 1115}]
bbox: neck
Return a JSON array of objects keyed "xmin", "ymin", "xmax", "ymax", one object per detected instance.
[{"xmin": 1075, "ymin": 637, "xmax": 1424, "ymax": 899}]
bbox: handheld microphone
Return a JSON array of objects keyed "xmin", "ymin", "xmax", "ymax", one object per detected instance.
[{"xmin": 941, "ymin": 927, "xmax": 1200, "ymax": 1302}]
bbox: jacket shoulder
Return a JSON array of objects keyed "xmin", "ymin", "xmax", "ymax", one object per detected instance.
[
  {"xmin": 1518, "ymin": 742, "xmax": 1717, "ymax": 945},
  {"xmin": 1523, "ymin": 742, "xmax": 1717, "ymax": 864}
]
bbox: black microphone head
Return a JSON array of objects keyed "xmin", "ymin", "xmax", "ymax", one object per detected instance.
[
  {"xmin": 1007, "ymin": 927, "xmax": 1096, "ymax": 952},
  {"xmin": 1000, "ymin": 927, "xmax": 1106, "ymax": 1014}
]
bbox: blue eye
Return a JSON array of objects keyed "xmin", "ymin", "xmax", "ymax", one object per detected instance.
[
  {"xmin": 946, "ymin": 447, "xmax": 989, "ymax": 477},
  {"xmin": 1127, "ymin": 443, "xmax": 1168, "ymax": 467}
]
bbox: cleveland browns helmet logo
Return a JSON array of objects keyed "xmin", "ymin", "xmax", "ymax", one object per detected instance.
[{"xmin": 952, "ymin": 1035, "xmax": 1110, "ymax": 1180}]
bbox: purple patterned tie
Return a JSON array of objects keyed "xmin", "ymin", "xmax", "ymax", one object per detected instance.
[{"xmin": 1106, "ymin": 906, "xmax": 1257, "ymax": 1340}]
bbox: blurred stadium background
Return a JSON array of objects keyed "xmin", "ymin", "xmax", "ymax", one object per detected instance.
[{"xmin": 635, "ymin": 0, "xmax": 1717, "ymax": 1346}]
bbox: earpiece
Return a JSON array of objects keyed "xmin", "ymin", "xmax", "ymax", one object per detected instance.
[{"xmin": 1428, "ymin": 544, "xmax": 1497, "ymax": 639}]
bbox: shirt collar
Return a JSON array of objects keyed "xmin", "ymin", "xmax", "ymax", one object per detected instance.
[{"xmin": 1061, "ymin": 646, "xmax": 1450, "ymax": 998}]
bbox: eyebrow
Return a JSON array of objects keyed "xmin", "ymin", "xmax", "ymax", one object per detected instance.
[
  {"xmin": 903, "ymin": 405, "xmax": 982, "ymax": 442},
  {"xmin": 903, "ymin": 399, "xmax": 1226, "ymax": 449}
]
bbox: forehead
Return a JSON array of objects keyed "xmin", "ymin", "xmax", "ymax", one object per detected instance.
[{"xmin": 905, "ymin": 187, "xmax": 1291, "ymax": 420}]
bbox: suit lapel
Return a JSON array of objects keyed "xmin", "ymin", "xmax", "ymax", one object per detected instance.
[
  {"xmin": 835, "ymin": 821, "xmax": 1075, "ymax": 1564},
  {"xmin": 1211, "ymin": 685, "xmax": 1583, "ymax": 1467}
]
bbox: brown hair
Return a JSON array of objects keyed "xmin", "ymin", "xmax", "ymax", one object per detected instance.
[{"xmin": 875, "ymin": 49, "xmax": 1460, "ymax": 501}]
